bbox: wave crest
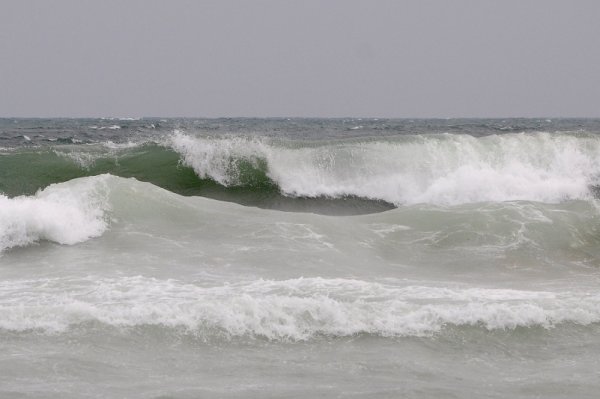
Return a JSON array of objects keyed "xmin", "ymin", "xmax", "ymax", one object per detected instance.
[
  {"xmin": 1, "ymin": 277, "xmax": 599, "ymax": 339},
  {"xmin": 169, "ymin": 131, "xmax": 600, "ymax": 205},
  {"xmin": 0, "ymin": 175, "xmax": 110, "ymax": 252}
]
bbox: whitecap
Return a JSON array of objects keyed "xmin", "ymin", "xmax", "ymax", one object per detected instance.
[
  {"xmin": 0, "ymin": 276, "xmax": 598, "ymax": 338},
  {"xmin": 168, "ymin": 131, "xmax": 600, "ymax": 206},
  {"xmin": 0, "ymin": 176, "xmax": 111, "ymax": 252}
]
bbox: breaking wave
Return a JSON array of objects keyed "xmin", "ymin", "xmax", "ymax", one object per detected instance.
[
  {"xmin": 1, "ymin": 276, "xmax": 599, "ymax": 339},
  {"xmin": 0, "ymin": 176, "xmax": 110, "ymax": 252},
  {"xmin": 169, "ymin": 131, "xmax": 600, "ymax": 205},
  {"xmin": 2, "ymin": 174, "xmax": 600, "ymax": 256},
  {"xmin": 3, "ymin": 131, "xmax": 600, "ymax": 209}
]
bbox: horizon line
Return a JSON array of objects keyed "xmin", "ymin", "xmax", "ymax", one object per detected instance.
[{"xmin": 2, "ymin": 115, "xmax": 600, "ymax": 120}]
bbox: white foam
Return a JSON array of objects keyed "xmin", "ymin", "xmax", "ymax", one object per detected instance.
[
  {"xmin": 54, "ymin": 150, "xmax": 99, "ymax": 168},
  {"xmin": 1, "ymin": 277, "xmax": 598, "ymax": 339},
  {"xmin": 101, "ymin": 140, "xmax": 143, "ymax": 150},
  {"xmin": 169, "ymin": 130, "xmax": 268, "ymax": 186},
  {"xmin": 90, "ymin": 125, "xmax": 121, "ymax": 130},
  {"xmin": 169, "ymin": 132, "xmax": 600, "ymax": 205},
  {"xmin": 0, "ymin": 176, "xmax": 110, "ymax": 252},
  {"xmin": 369, "ymin": 223, "xmax": 411, "ymax": 237}
]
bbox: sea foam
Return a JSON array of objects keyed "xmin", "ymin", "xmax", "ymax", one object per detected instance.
[
  {"xmin": 0, "ymin": 176, "xmax": 110, "ymax": 252},
  {"xmin": 1, "ymin": 277, "xmax": 598, "ymax": 339},
  {"xmin": 169, "ymin": 131, "xmax": 600, "ymax": 205}
]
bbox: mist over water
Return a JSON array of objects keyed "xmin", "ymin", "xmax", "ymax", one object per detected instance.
[{"xmin": 2, "ymin": 118, "xmax": 600, "ymax": 398}]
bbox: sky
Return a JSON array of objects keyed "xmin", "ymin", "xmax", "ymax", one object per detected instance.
[{"xmin": 1, "ymin": 0, "xmax": 599, "ymax": 118}]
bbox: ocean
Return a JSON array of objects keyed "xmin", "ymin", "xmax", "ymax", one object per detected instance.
[{"xmin": 1, "ymin": 118, "xmax": 600, "ymax": 398}]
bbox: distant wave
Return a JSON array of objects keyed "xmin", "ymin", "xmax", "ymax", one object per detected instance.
[{"xmin": 1, "ymin": 276, "xmax": 599, "ymax": 339}]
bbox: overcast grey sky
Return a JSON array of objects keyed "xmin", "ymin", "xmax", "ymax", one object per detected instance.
[{"xmin": 1, "ymin": 0, "xmax": 599, "ymax": 117}]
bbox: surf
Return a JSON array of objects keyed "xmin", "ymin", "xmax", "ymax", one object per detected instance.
[
  {"xmin": 2, "ymin": 130, "xmax": 600, "ymax": 212},
  {"xmin": 169, "ymin": 130, "xmax": 600, "ymax": 205},
  {"xmin": 0, "ymin": 175, "xmax": 110, "ymax": 252},
  {"xmin": 3, "ymin": 175, "xmax": 600, "ymax": 275},
  {"xmin": 1, "ymin": 275, "xmax": 599, "ymax": 339}
]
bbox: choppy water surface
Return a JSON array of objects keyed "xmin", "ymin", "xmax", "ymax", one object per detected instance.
[{"xmin": 1, "ymin": 118, "xmax": 600, "ymax": 398}]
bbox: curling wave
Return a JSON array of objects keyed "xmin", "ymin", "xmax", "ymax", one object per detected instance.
[
  {"xmin": 3, "ymin": 131, "xmax": 600, "ymax": 209},
  {"xmin": 3, "ymin": 174, "xmax": 600, "ymax": 257},
  {"xmin": 169, "ymin": 131, "xmax": 600, "ymax": 205},
  {"xmin": 0, "ymin": 176, "xmax": 110, "ymax": 252}
]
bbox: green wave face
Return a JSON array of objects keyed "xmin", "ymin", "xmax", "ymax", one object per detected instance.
[
  {"xmin": 5, "ymin": 127, "xmax": 600, "ymax": 215},
  {"xmin": 0, "ymin": 145, "xmax": 197, "ymax": 196},
  {"xmin": 0, "ymin": 145, "xmax": 392, "ymax": 215}
]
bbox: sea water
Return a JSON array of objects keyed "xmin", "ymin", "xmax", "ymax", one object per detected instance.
[{"xmin": 1, "ymin": 118, "xmax": 600, "ymax": 398}]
